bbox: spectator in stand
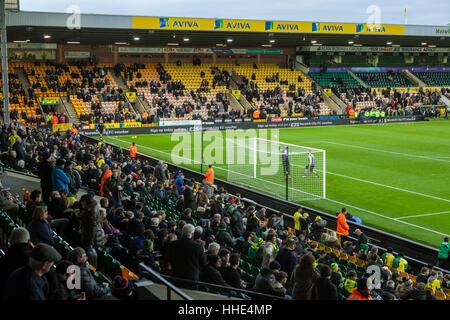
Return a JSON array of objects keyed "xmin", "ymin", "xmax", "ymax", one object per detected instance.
[
  {"xmin": 37, "ymin": 153, "xmax": 54, "ymax": 204},
  {"xmin": 291, "ymin": 253, "xmax": 320, "ymax": 300},
  {"xmin": 392, "ymin": 252, "xmax": 408, "ymax": 273},
  {"xmin": 51, "ymin": 158, "xmax": 71, "ymax": 192},
  {"xmin": 253, "ymin": 260, "xmax": 281, "ymax": 296},
  {"xmin": 25, "ymin": 190, "xmax": 42, "ymax": 221},
  {"xmin": 222, "ymin": 253, "xmax": 243, "ymax": 289},
  {"xmin": 396, "ymin": 277, "xmax": 413, "ymax": 300},
  {"xmin": 382, "ymin": 247, "xmax": 395, "ymax": 268},
  {"xmin": 67, "ymin": 247, "xmax": 111, "ymax": 300},
  {"xmin": 437, "ymin": 237, "xmax": 449, "ymax": 270},
  {"xmin": 230, "ymin": 204, "xmax": 245, "ymax": 238},
  {"xmin": 410, "ymin": 282, "xmax": 438, "ymax": 300},
  {"xmin": 183, "ymin": 181, "xmax": 196, "ymax": 211},
  {"xmin": 174, "ymin": 172, "xmax": 185, "ymax": 194},
  {"xmin": 103, "ymin": 169, "xmax": 124, "ymax": 208},
  {"xmin": 0, "ymin": 228, "xmax": 33, "ymax": 295},
  {"xmin": 276, "ymin": 238, "xmax": 298, "ymax": 279},
  {"xmin": 347, "ymin": 277, "xmax": 372, "ymax": 300},
  {"xmin": 381, "ymin": 280, "xmax": 400, "ymax": 300},
  {"xmin": 261, "ymin": 232, "xmax": 279, "ymax": 269},
  {"xmin": 315, "ymin": 264, "xmax": 338, "ymax": 300},
  {"xmin": 79, "ymin": 194, "xmax": 105, "ymax": 268},
  {"xmin": 416, "ymin": 267, "xmax": 430, "ymax": 284},
  {"xmin": 112, "ymin": 275, "xmax": 135, "ymax": 300},
  {"xmin": 200, "ymin": 254, "xmax": 229, "ymax": 289},
  {"xmin": 166, "ymin": 224, "xmax": 207, "ymax": 290},
  {"xmin": 353, "ymin": 228, "xmax": 368, "ymax": 247},
  {"xmin": 27, "ymin": 206, "xmax": 54, "ymax": 246},
  {"xmin": 3, "ymin": 243, "xmax": 61, "ymax": 300}
]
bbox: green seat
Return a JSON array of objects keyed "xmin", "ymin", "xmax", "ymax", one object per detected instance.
[
  {"xmin": 241, "ymin": 261, "xmax": 251, "ymax": 273},
  {"xmin": 250, "ymin": 265, "xmax": 260, "ymax": 277},
  {"xmin": 339, "ymin": 260, "xmax": 349, "ymax": 268},
  {"xmin": 348, "ymin": 262, "xmax": 357, "ymax": 271},
  {"xmin": 356, "ymin": 266, "xmax": 366, "ymax": 273}
]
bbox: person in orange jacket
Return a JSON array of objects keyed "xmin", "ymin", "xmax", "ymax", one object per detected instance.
[
  {"xmin": 100, "ymin": 166, "xmax": 112, "ymax": 197},
  {"xmin": 347, "ymin": 278, "xmax": 373, "ymax": 300},
  {"xmin": 336, "ymin": 207, "xmax": 350, "ymax": 240},
  {"xmin": 205, "ymin": 164, "xmax": 214, "ymax": 184},
  {"xmin": 51, "ymin": 114, "xmax": 59, "ymax": 124},
  {"xmin": 130, "ymin": 142, "xmax": 137, "ymax": 158}
]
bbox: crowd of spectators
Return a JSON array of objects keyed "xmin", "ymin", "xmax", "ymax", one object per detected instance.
[{"xmin": 0, "ymin": 122, "xmax": 448, "ymax": 300}]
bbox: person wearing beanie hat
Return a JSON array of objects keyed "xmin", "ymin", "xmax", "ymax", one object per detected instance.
[
  {"xmin": 52, "ymin": 158, "xmax": 70, "ymax": 192},
  {"xmin": 347, "ymin": 277, "xmax": 372, "ymax": 300},
  {"xmin": 137, "ymin": 240, "xmax": 160, "ymax": 272},
  {"xmin": 269, "ymin": 260, "xmax": 281, "ymax": 272},
  {"xmin": 3, "ymin": 243, "xmax": 61, "ymax": 300},
  {"xmin": 113, "ymin": 276, "xmax": 134, "ymax": 300},
  {"xmin": 330, "ymin": 262, "xmax": 344, "ymax": 287},
  {"xmin": 396, "ymin": 276, "xmax": 413, "ymax": 299}
]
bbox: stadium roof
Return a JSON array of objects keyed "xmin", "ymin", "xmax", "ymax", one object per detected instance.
[{"xmin": 5, "ymin": 11, "xmax": 450, "ymax": 48}]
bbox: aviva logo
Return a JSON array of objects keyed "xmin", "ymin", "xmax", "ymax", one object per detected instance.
[
  {"xmin": 216, "ymin": 20, "xmax": 251, "ymax": 30},
  {"xmin": 214, "ymin": 20, "xmax": 223, "ymax": 29},
  {"xmin": 160, "ymin": 18, "xmax": 169, "ymax": 28},
  {"xmin": 356, "ymin": 24, "xmax": 386, "ymax": 33},
  {"xmin": 266, "ymin": 21, "xmax": 299, "ymax": 31},
  {"xmin": 160, "ymin": 18, "xmax": 199, "ymax": 29},
  {"xmin": 312, "ymin": 23, "xmax": 344, "ymax": 32},
  {"xmin": 265, "ymin": 21, "xmax": 274, "ymax": 31}
]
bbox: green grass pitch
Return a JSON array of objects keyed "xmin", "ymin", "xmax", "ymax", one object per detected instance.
[{"xmin": 98, "ymin": 118, "xmax": 450, "ymax": 248}]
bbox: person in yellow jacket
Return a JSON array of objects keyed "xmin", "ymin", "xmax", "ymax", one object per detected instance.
[
  {"xmin": 343, "ymin": 270, "xmax": 358, "ymax": 295},
  {"xmin": 381, "ymin": 247, "xmax": 395, "ymax": 268},
  {"xmin": 8, "ymin": 130, "xmax": 19, "ymax": 148},
  {"xmin": 205, "ymin": 164, "xmax": 214, "ymax": 184},
  {"xmin": 293, "ymin": 207, "xmax": 303, "ymax": 236}
]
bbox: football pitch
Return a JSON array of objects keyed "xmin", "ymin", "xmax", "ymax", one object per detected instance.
[{"xmin": 99, "ymin": 118, "xmax": 450, "ymax": 248}]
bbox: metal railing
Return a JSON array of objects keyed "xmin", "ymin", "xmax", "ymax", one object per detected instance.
[
  {"xmin": 147, "ymin": 272, "xmax": 289, "ymax": 300},
  {"xmin": 139, "ymin": 263, "xmax": 192, "ymax": 300}
]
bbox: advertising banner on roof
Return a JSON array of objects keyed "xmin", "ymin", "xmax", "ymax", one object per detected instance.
[{"xmin": 132, "ymin": 17, "xmax": 405, "ymax": 35}]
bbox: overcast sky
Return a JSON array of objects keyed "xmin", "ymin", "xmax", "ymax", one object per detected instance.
[{"xmin": 20, "ymin": 0, "xmax": 450, "ymax": 26}]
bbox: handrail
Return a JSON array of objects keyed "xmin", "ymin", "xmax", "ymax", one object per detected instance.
[
  {"xmin": 157, "ymin": 273, "xmax": 289, "ymax": 300},
  {"xmin": 139, "ymin": 263, "xmax": 193, "ymax": 300}
]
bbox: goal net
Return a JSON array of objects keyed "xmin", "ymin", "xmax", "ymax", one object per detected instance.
[{"xmin": 225, "ymin": 137, "xmax": 326, "ymax": 201}]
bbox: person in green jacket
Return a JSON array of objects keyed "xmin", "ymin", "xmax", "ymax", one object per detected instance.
[
  {"xmin": 391, "ymin": 252, "xmax": 408, "ymax": 273},
  {"xmin": 437, "ymin": 237, "xmax": 449, "ymax": 269},
  {"xmin": 247, "ymin": 237, "xmax": 263, "ymax": 263}
]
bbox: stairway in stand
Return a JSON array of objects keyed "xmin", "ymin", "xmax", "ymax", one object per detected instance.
[{"xmin": 62, "ymin": 97, "xmax": 81, "ymax": 125}]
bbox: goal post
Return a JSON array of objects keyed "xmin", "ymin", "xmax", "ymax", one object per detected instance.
[{"xmin": 225, "ymin": 137, "xmax": 326, "ymax": 202}]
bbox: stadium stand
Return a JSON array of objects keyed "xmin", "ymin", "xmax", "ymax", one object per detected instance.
[
  {"xmin": 114, "ymin": 62, "xmax": 233, "ymax": 121},
  {"xmin": 309, "ymin": 71, "xmax": 360, "ymax": 92},
  {"xmin": 0, "ymin": 123, "xmax": 448, "ymax": 301},
  {"xmin": 414, "ymin": 72, "xmax": 450, "ymax": 87},
  {"xmin": 355, "ymin": 71, "xmax": 414, "ymax": 87},
  {"xmin": 0, "ymin": 63, "xmax": 42, "ymax": 125},
  {"xmin": 234, "ymin": 64, "xmax": 330, "ymax": 117}
]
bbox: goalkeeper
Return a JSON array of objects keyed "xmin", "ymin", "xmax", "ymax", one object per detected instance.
[
  {"xmin": 281, "ymin": 146, "xmax": 290, "ymax": 179},
  {"xmin": 304, "ymin": 151, "xmax": 320, "ymax": 178}
]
